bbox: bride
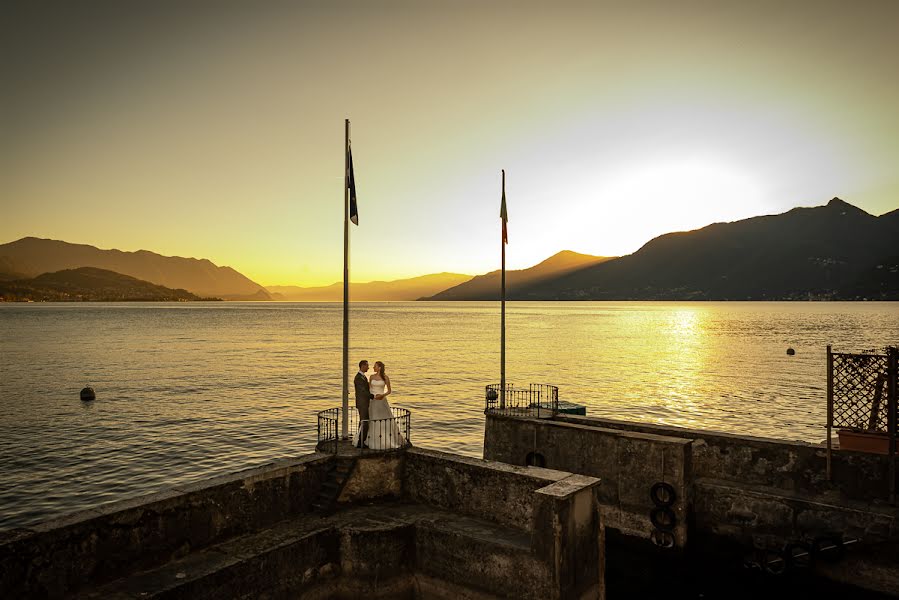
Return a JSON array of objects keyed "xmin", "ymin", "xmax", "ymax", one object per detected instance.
[{"xmin": 362, "ymin": 361, "xmax": 405, "ymax": 450}]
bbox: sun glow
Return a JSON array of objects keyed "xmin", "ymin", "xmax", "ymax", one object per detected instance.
[{"xmin": 585, "ymin": 157, "xmax": 768, "ymax": 255}]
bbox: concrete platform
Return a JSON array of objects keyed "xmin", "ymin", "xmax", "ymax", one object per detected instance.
[
  {"xmin": 3, "ymin": 447, "xmax": 602, "ymax": 599},
  {"xmin": 76, "ymin": 502, "xmax": 536, "ymax": 599}
]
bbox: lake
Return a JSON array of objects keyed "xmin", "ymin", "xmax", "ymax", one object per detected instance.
[{"xmin": 1, "ymin": 301, "xmax": 896, "ymax": 530}]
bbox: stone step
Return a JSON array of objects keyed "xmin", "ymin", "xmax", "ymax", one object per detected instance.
[
  {"xmin": 77, "ymin": 516, "xmax": 336, "ymax": 600},
  {"xmin": 75, "ymin": 503, "xmax": 533, "ymax": 600},
  {"xmin": 695, "ymin": 477, "xmax": 899, "ymax": 517},
  {"xmin": 693, "ymin": 477, "xmax": 899, "ymax": 545}
]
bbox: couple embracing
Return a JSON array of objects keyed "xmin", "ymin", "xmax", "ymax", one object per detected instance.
[{"xmin": 353, "ymin": 360, "xmax": 405, "ymax": 449}]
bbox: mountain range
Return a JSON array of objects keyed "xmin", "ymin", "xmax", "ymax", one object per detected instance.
[
  {"xmin": 0, "ymin": 267, "xmax": 206, "ymax": 302},
  {"xmin": 268, "ymin": 273, "xmax": 472, "ymax": 301},
  {"xmin": 2, "ymin": 197, "xmax": 897, "ymax": 302},
  {"xmin": 425, "ymin": 198, "xmax": 898, "ymax": 301},
  {"xmin": 0, "ymin": 237, "xmax": 270, "ymax": 300},
  {"xmin": 426, "ymin": 250, "xmax": 612, "ymax": 301}
]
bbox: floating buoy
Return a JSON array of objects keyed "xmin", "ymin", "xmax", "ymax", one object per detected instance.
[
  {"xmin": 786, "ymin": 348, "xmax": 796, "ymax": 356},
  {"xmin": 80, "ymin": 386, "xmax": 96, "ymax": 401}
]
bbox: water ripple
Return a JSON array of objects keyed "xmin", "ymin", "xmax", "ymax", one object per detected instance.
[{"xmin": 1, "ymin": 301, "xmax": 896, "ymax": 529}]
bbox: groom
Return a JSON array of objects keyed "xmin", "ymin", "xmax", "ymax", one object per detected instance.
[{"xmin": 354, "ymin": 360, "xmax": 375, "ymax": 448}]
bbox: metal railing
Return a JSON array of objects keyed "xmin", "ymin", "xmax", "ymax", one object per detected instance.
[
  {"xmin": 317, "ymin": 406, "xmax": 411, "ymax": 454},
  {"xmin": 826, "ymin": 345, "xmax": 898, "ymax": 503},
  {"xmin": 484, "ymin": 383, "xmax": 559, "ymax": 417}
]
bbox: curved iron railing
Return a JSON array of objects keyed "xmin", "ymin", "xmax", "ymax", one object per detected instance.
[
  {"xmin": 317, "ymin": 406, "xmax": 411, "ymax": 454},
  {"xmin": 485, "ymin": 383, "xmax": 559, "ymax": 417}
]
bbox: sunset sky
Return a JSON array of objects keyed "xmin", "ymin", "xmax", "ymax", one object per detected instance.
[{"xmin": 3, "ymin": 1, "xmax": 898, "ymax": 286}]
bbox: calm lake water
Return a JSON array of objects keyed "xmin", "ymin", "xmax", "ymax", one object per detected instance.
[{"xmin": 1, "ymin": 301, "xmax": 896, "ymax": 530}]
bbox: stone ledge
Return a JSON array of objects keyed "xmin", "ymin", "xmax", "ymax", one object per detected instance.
[
  {"xmin": 536, "ymin": 474, "xmax": 602, "ymax": 500},
  {"xmin": 694, "ymin": 478, "xmax": 899, "ymax": 543},
  {"xmin": 408, "ymin": 447, "xmax": 571, "ymax": 483},
  {"xmin": 557, "ymin": 414, "xmax": 820, "ymax": 449}
]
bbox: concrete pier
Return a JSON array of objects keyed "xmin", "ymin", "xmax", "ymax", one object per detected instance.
[
  {"xmin": 484, "ymin": 412, "xmax": 899, "ymax": 597},
  {"xmin": 0, "ymin": 445, "xmax": 603, "ymax": 599}
]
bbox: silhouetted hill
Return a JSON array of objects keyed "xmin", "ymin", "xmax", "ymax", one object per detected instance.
[
  {"xmin": 0, "ymin": 256, "xmax": 29, "ymax": 281},
  {"xmin": 518, "ymin": 198, "xmax": 899, "ymax": 300},
  {"xmin": 0, "ymin": 267, "xmax": 211, "ymax": 301},
  {"xmin": 268, "ymin": 272, "xmax": 472, "ymax": 301},
  {"xmin": 424, "ymin": 251, "xmax": 614, "ymax": 300},
  {"xmin": 0, "ymin": 238, "xmax": 270, "ymax": 299}
]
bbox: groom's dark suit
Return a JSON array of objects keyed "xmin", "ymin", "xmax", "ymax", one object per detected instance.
[{"xmin": 354, "ymin": 372, "xmax": 374, "ymax": 447}]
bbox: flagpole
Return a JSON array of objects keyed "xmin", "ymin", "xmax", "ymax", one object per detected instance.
[
  {"xmin": 342, "ymin": 118, "xmax": 350, "ymax": 439},
  {"xmin": 500, "ymin": 169, "xmax": 506, "ymax": 409}
]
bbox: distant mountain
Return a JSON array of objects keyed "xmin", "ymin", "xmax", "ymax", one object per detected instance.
[
  {"xmin": 268, "ymin": 272, "xmax": 473, "ymax": 301},
  {"xmin": 0, "ymin": 256, "xmax": 29, "ymax": 281},
  {"xmin": 0, "ymin": 237, "xmax": 270, "ymax": 300},
  {"xmin": 424, "ymin": 251, "xmax": 614, "ymax": 301},
  {"xmin": 0, "ymin": 267, "xmax": 210, "ymax": 302},
  {"xmin": 513, "ymin": 198, "xmax": 899, "ymax": 300}
]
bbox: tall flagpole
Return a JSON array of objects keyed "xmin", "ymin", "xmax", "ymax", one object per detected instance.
[
  {"xmin": 342, "ymin": 119, "xmax": 350, "ymax": 439},
  {"xmin": 500, "ymin": 169, "xmax": 506, "ymax": 408}
]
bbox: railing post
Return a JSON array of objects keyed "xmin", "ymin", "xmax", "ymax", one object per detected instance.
[{"xmin": 826, "ymin": 345, "xmax": 833, "ymax": 481}]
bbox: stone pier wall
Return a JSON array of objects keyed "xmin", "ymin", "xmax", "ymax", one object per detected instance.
[
  {"xmin": 0, "ymin": 454, "xmax": 333, "ymax": 598},
  {"xmin": 1, "ymin": 447, "xmax": 604, "ymax": 600},
  {"xmin": 560, "ymin": 415, "xmax": 896, "ymax": 501},
  {"xmin": 402, "ymin": 448, "xmax": 604, "ymax": 600},
  {"xmin": 483, "ymin": 412, "xmax": 899, "ymax": 596},
  {"xmin": 484, "ymin": 414, "xmax": 691, "ymax": 546}
]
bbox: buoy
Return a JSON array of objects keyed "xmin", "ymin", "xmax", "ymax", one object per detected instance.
[
  {"xmin": 786, "ymin": 348, "xmax": 796, "ymax": 356},
  {"xmin": 80, "ymin": 386, "xmax": 96, "ymax": 401}
]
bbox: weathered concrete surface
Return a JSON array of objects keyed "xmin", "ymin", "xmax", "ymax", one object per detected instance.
[
  {"xmin": 484, "ymin": 414, "xmax": 691, "ymax": 546},
  {"xmin": 339, "ymin": 452, "xmax": 404, "ymax": 503},
  {"xmin": 403, "ymin": 447, "xmax": 570, "ymax": 531},
  {"xmin": 533, "ymin": 475, "xmax": 604, "ymax": 600},
  {"xmin": 0, "ymin": 453, "xmax": 332, "ymax": 598},
  {"xmin": 694, "ymin": 478, "xmax": 898, "ymax": 544},
  {"xmin": 415, "ymin": 514, "xmax": 550, "ymax": 599},
  {"xmin": 485, "ymin": 412, "xmax": 899, "ymax": 597},
  {"xmin": 75, "ymin": 501, "xmax": 586, "ymax": 600},
  {"xmin": 562, "ymin": 415, "xmax": 897, "ymax": 502},
  {"xmin": 3, "ymin": 447, "xmax": 605, "ymax": 600},
  {"xmin": 404, "ymin": 448, "xmax": 603, "ymax": 599},
  {"xmin": 815, "ymin": 543, "xmax": 899, "ymax": 597}
]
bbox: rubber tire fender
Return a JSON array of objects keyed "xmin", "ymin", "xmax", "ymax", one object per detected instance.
[
  {"xmin": 650, "ymin": 482, "xmax": 677, "ymax": 507},
  {"xmin": 649, "ymin": 506, "xmax": 677, "ymax": 532}
]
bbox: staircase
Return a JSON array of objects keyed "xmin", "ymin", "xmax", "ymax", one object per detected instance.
[{"xmin": 312, "ymin": 458, "xmax": 356, "ymax": 514}]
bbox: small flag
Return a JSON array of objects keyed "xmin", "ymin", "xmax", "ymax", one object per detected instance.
[
  {"xmin": 348, "ymin": 147, "xmax": 358, "ymax": 225},
  {"xmin": 500, "ymin": 174, "xmax": 508, "ymax": 244}
]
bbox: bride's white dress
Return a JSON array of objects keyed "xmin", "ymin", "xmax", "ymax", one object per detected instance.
[{"xmin": 355, "ymin": 378, "xmax": 405, "ymax": 450}]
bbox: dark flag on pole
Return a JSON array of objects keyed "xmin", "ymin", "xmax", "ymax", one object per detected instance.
[
  {"xmin": 348, "ymin": 147, "xmax": 359, "ymax": 225},
  {"xmin": 500, "ymin": 181, "xmax": 508, "ymax": 244}
]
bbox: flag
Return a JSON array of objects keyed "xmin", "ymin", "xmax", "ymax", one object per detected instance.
[
  {"xmin": 500, "ymin": 181, "xmax": 508, "ymax": 244},
  {"xmin": 348, "ymin": 147, "xmax": 358, "ymax": 225}
]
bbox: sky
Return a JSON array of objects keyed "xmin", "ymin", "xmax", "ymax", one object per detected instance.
[{"xmin": 2, "ymin": 0, "xmax": 898, "ymax": 286}]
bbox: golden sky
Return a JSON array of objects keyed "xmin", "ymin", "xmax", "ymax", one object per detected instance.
[{"xmin": 2, "ymin": 0, "xmax": 898, "ymax": 286}]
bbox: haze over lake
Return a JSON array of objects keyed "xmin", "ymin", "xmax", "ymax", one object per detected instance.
[{"xmin": 1, "ymin": 301, "xmax": 897, "ymax": 530}]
